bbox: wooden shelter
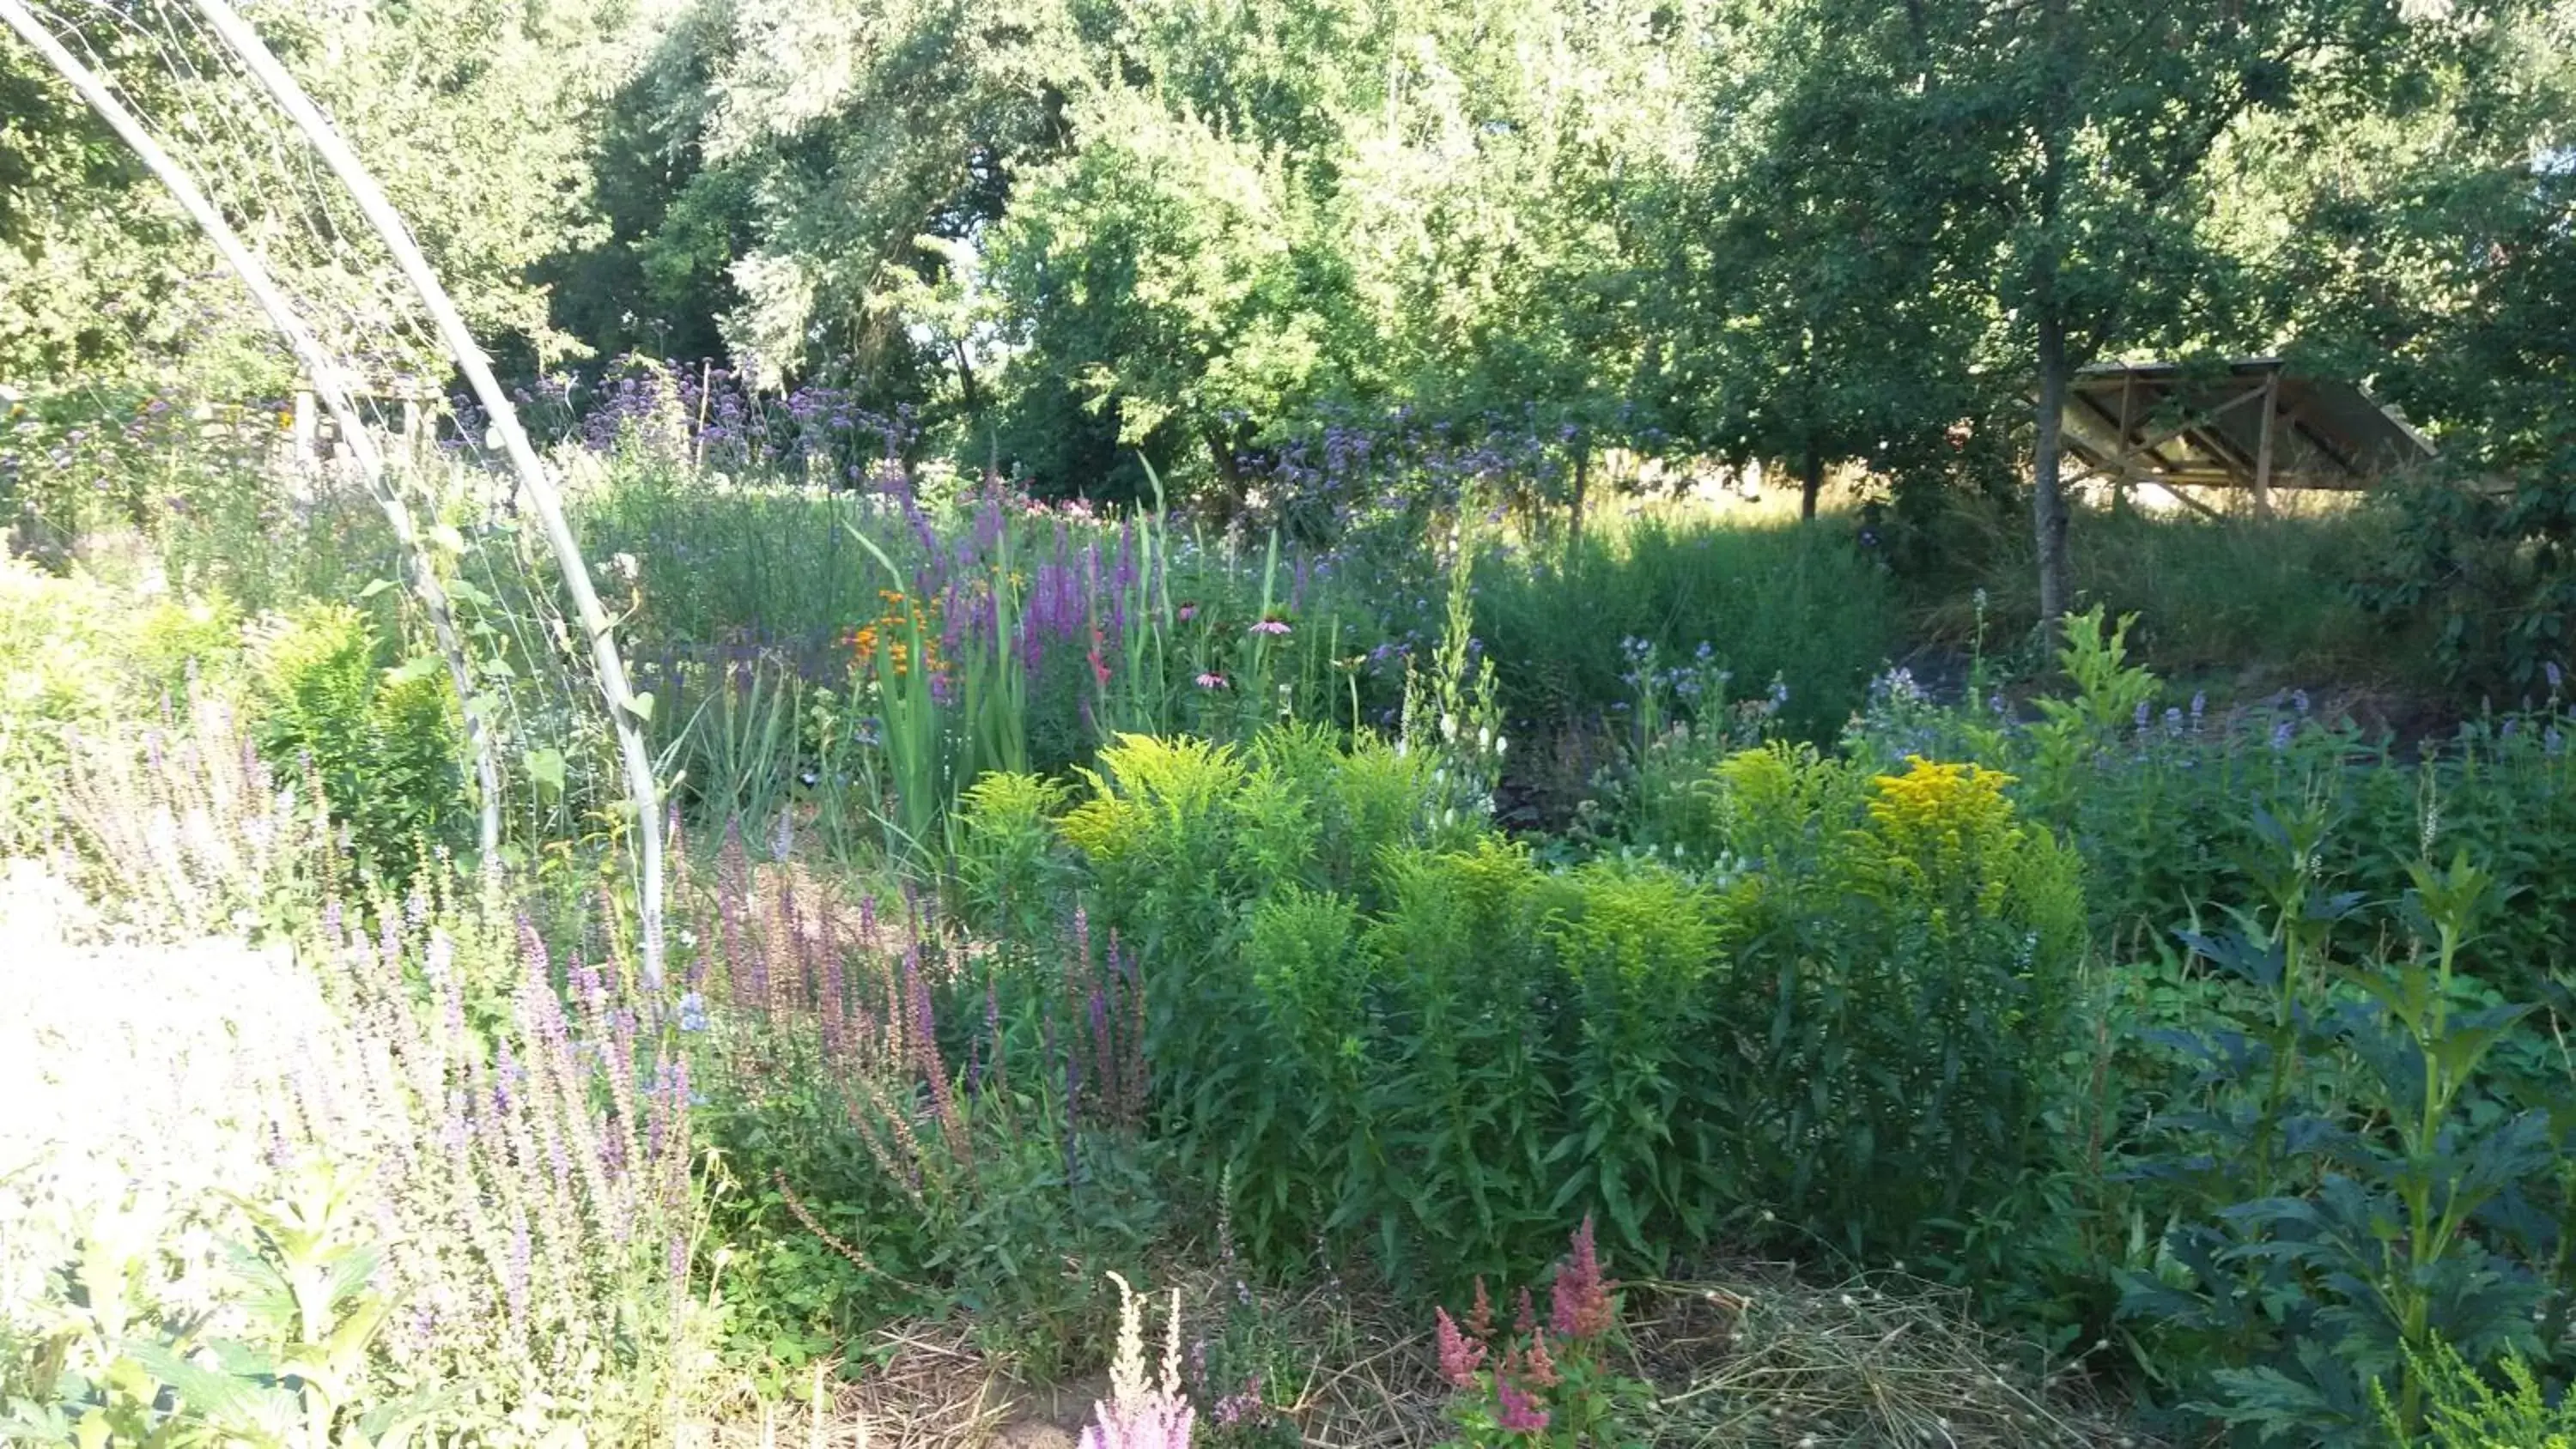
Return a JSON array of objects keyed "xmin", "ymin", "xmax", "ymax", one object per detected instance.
[
  {"xmin": 2057, "ymin": 357, "xmax": 2435, "ymax": 515},
  {"xmin": 289, "ymin": 374, "xmax": 435, "ymax": 461}
]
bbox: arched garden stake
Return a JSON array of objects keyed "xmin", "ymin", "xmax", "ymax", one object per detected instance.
[
  {"xmin": 0, "ymin": 0, "xmax": 504, "ymax": 862},
  {"xmin": 184, "ymin": 0, "xmax": 665, "ymax": 987}
]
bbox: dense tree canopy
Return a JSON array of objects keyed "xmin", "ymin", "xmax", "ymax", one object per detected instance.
[{"xmin": 5, "ymin": 0, "xmax": 2573, "ymax": 610}]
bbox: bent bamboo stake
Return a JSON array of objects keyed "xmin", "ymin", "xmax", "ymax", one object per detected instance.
[
  {"xmin": 188, "ymin": 0, "xmax": 669, "ymax": 991},
  {"xmin": 0, "ymin": 0, "xmax": 505, "ymax": 861}
]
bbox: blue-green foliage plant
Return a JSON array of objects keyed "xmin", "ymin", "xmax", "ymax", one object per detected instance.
[{"xmin": 2113, "ymin": 834, "xmax": 2573, "ymax": 1444}]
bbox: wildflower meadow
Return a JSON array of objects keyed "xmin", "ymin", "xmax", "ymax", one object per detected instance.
[{"xmin": 11, "ymin": 0, "xmax": 2576, "ymax": 1443}]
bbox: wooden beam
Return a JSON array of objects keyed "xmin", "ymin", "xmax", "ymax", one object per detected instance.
[
  {"xmin": 2154, "ymin": 483, "xmax": 2228, "ymax": 521},
  {"xmin": 2074, "ymin": 391, "xmax": 2190, "ymax": 471},
  {"xmin": 2093, "ymin": 379, "xmax": 2272, "ymax": 469},
  {"xmin": 2252, "ymin": 369, "xmax": 2278, "ymax": 514}
]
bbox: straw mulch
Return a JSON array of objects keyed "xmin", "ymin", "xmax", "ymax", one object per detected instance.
[{"xmin": 688, "ymin": 1258, "xmax": 2153, "ymax": 1449}]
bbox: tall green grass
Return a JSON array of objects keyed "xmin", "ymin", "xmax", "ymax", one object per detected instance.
[
  {"xmin": 1474, "ymin": 513, "xmax": 1899, "ymax": 743},
  {"xmin": 1922, "ymin": 496, "xmax": 2415, "ymax": 694},
  {"xmin": 573, "ymin": 465, "xmax": 885, "ymax": 649}
]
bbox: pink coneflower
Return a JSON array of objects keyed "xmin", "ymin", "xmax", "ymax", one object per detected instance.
[
  {"xmin": 1194, "ymin": 672, "xmax": 1228, "ymax": 690},
  {"xmin": 1551, "ymin": 1215, "xmax": 1617, "ymax": 1341},
  {"xmin": 1248, "ymin": 618, "xmax": 1291, "ymax": 636},
  {"xmin": 1176, "ymin": 602, "xmax": 1200, "ymax": 621},
  {"xmin": 1435, "ymin": 1307, "xmax": 1486, "ymax": 1387},
  {"xmin": 1494, "ymin": 1376, "xmax": 1549, "ymax": 1434}
]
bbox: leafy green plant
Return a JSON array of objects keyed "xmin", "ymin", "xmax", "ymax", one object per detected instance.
[
  {"xmin": 3, "ymin": 1161, "xmax": 444, "ymax": 1449},
  {"xmin": 246, "ymin": 601, "xmax": 464, "ymax": 876},
  {"xmin": 954, "ymin": 771, "xmax": 1073, "ymax": 937},
  {"xmin": 0, "ymin": 555, "xmax": 242, "ymax": 851},
  {"xmin": 2026, "ymin": 605, "xmax": 2160, "ymax": 818},
  {"xmin": 2118, "ymin": 829, "xmax": 2572, "ymax": 1444},
  {"xmin": 2383, "ymin": 1338, "xmax": 2576, "ymax": 1449}
]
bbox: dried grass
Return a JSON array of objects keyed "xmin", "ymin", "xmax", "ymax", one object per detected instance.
[{"xmin": 684, "ymin": 1257, "xmax": 2151, "ymax": 1449}]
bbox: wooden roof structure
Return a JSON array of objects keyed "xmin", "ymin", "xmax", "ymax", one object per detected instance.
[{"xmin": 2058, "ymin": 357, "xmax": 2435, "ymax": 511}]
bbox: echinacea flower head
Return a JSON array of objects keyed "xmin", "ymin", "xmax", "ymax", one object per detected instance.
[
  {"xmin": 1435, "ymin": 1307, "xmax": 1486, "ymax": 1387},
  {"xmin": 1194, "ymin": 672, "xmax": 1228, "ymax": 690},
  {"xmin": 1550, "ymin": 1214, "xmax": 1617, "ymax": 1341},
  {"xmin": 1249, "ymin": 618, "xmax": 1291, "ymax": 636}
]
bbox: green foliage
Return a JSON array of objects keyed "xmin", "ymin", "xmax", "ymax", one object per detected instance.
[
  {"xmin": 1008, "ymin": 719, "xmax": 2087, "ymax": 1299},
  {"xmin": 1471, "ymin": 513, "xmax": 1896, "ymax": 748},
  {"xmin": 2386, "ymin": 1339, "xmax": 2576, "ymax": 1449},
  {"xmin": 954, "ymin": 771, "xmax": 1072, "ymax": 937},
  {"xmin": 246, "ymin": 602, "xmax": 464, "ymax": 876},
  {"xmin": 0, "ymin": 552, "xmax": 241, "ymax": 851},
  {"xmin": 1704, "ymin": 750, "xmax": 2088, "ymax": 1270},
  {"xmin": 2114, "ymin": 824, "xmax": 2573, "ymax": 1444}
]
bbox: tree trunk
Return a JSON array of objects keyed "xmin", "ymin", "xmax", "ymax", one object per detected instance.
[
  {"xmin": 1205, "ymin": 425, "xmax": 1244, "ymax": 525},
  {"xmin": 1800, "ymin": 440, "xmax": 1825, "ymax": 522},
  {"xmin": 2032, "ymin": 309, "xmax": 2074, "ymax": 627},
  {"xmin": 953, "ymin": 339, "xmax": 981, "ymax": 422},
  {"xmin": 2030, "ymin": 0, "xmax": 2075, "ymax": 632},
  {"xmin": 1570, "ymin": 435, "xmax": 1590, "ymax": 552}
]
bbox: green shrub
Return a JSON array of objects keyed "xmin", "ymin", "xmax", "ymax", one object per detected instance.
[
  {"xmin": 1696, "ymin": 748, "xmax": 2089, "ymax": 1270},
  {"xmin": 246, "ymin": 600, "xmax": 465, "ymax": 876},
  {"xmin": 1026, "ymin": 724, "xmax": 2082, "ymax": 1297},
  {"xmin": 2387, "ymin": 1339, "xmax": 2576, "ymax": 1449}
]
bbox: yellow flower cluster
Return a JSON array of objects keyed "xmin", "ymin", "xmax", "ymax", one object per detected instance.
[{"xmin": 1862, "ymin": 756, "xmax": 2024, "ymax": 911}]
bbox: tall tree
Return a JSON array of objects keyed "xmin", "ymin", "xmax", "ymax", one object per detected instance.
[
  {"xmin": 1737, "ymin": 0, "xmax": 2503, "ymax": 621},
  {"xmin": 1668, "ymin": 3, "xmax": 1990, "ymax": 521}
]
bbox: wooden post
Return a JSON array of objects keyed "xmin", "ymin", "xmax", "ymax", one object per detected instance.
[
  {"xmin": 2252, "ymin": 367, "xmax": 2279, "ymax": 518},
  {"xmin": 292, "ymin": 387, "xmax": 317, "ymax": 458},
  {"xmin": 2113, "ymin": 371, "xmax": 2136, "ymax": 515}
]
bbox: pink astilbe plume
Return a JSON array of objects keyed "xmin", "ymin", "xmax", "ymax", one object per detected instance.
[
  {"xmin": 1494, "ymin": 1375, "xmax": 1549, "ymax": 1434},
  {"xmin": 1521, "ymin": 1332, "xmax": 1560, "ymax": 1389},
  {"xmin": 1435, "ymin": 1307, "xmax": 1486, "ymax": 1388},
  {"xmin": 1080, "ymin": 1273, "xmax": 1195, "ymax": 1449},
  {"xmin": 1467, "ymin": 1276, "xmax": 1494, "ymax": 1340},
  {"xmin": 1550, "ymin": 1214, "xmax": 1617, "ymax": 1341}
]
